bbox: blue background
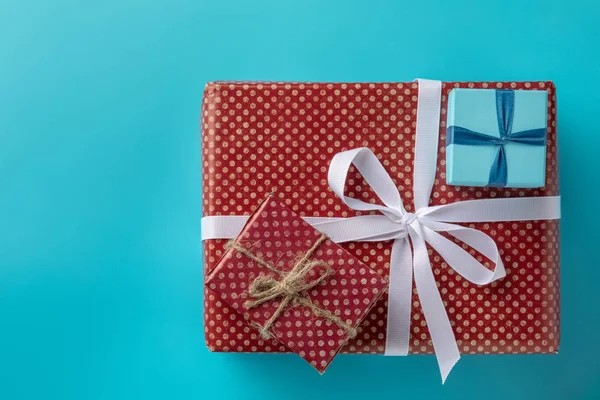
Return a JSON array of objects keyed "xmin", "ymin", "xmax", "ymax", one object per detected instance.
[{"xmin": 0, "ymin": 0, "xmax": 598, "ymax": 398}]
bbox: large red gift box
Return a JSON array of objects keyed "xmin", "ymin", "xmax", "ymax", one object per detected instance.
[{"xmin": 201, "ymin": 81, "xmax": 559, "ymax": 357}]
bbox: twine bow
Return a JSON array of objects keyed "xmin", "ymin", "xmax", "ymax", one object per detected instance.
[{"xmin": 225, "ymin": 234, "xmax": 357, "ymax": 340}]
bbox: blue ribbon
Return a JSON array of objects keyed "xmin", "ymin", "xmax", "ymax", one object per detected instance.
[{"xmin": 446, "ymin": 90, "xmax": 546, "ymax": 187}]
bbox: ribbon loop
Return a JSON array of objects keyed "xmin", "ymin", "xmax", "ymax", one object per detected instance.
[{"xmin": 328, "ymin": 147, "xmax": 407, "ymax": 219}]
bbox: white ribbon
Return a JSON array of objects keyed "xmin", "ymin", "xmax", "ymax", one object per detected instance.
[{"xmin": 200, "ymin": 79, "xmax": 561, "ymax": 382}]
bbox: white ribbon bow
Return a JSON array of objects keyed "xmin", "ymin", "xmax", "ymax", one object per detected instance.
[
  {"xmin": 200, "ymin": 79, "xmax": 561, "ymax": 382},
  {"xmin": 326, "ymin": 147, "xmax": 507, "ymax": 382}
]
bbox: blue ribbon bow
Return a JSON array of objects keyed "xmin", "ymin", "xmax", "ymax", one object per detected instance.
[{"xmin": 446, "ymin": 90, "xmax": 547, "ymax": 187}]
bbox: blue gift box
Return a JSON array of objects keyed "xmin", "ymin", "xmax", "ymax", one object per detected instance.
[{"xmin": 446, "ymin": 88, "xmax": 548, "ymax": 188}]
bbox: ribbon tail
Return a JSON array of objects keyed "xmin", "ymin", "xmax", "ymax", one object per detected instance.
[
  {"xmin": 409, "ymin": 227, "xmax": 460, "ymax": 384},
  {"xmin": 418, "ymin": 221, "xmax": 506, "ymax": 284},
  {"xmin": 384, "ymin": 237, "xmax": 413, "ymax": 356}
]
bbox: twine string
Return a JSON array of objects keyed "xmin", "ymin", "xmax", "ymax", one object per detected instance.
[{"xmin": 225, "ymin": 235, "xmax": 357, "ymax": 340}]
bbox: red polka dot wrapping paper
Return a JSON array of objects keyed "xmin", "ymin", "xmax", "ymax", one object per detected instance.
[
  {"xmin": 205, "ymin": 198, "xmax": 388, "ymax": 372},
  {"xmin": 201, "ymin": 81, "xmax": 560, "ymax": 356}
]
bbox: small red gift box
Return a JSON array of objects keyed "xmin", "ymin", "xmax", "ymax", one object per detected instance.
[
  {"xmin": 205, "ymin": 197, "xmax": 387, "ymax": 372},
  {"xmin": 201, "ymin": 80, "xmax": 560, "ymax": 376}
]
